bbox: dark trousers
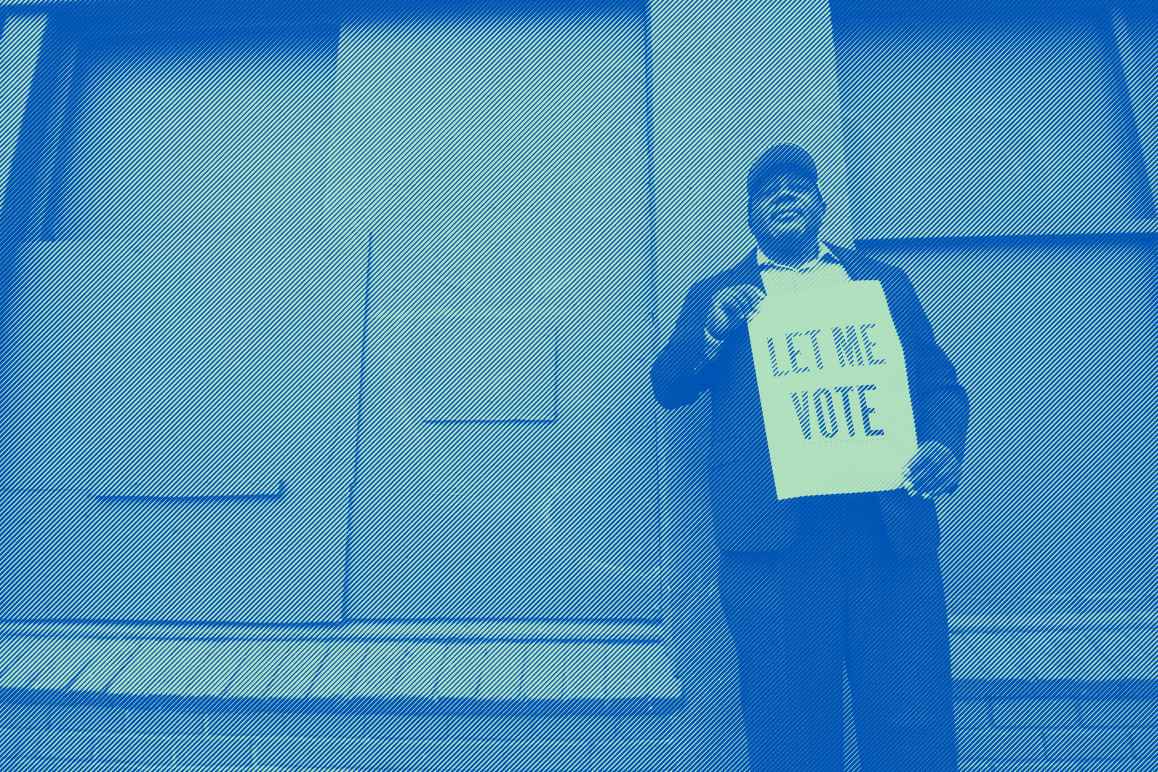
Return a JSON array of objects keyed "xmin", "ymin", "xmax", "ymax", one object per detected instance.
[{"xmin": 716, "ymin": 493, "xmax": 958, "ymax": 772}]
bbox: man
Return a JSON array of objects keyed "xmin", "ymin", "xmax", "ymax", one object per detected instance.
[{"xmin": 650, "ymin": 144, "xmax": 969, "ymax": 771}]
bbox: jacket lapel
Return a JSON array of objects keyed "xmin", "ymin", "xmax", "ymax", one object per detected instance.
[
  {"xmin": 827, "ymin": 243, "xmax": 877, "ymax": 281},
  {"xmin": 732, "ymin": 247, "xmax": 763, "ymax": 290}
]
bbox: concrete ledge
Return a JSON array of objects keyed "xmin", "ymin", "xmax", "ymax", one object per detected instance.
[
  {"xmin": 955, "ymin": 680, "xmax": 1158, "ymax": 700},
  {"xmin": 951, "ymin": 627, "xmax": 1158, "ymax": 685},
  {"xmin": 0, "ymin": 634, "xmax": 685, "ymax": 716}
]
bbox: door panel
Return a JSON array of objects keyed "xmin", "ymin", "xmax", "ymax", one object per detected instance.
[
  {"xmin": 333, "ymin": 10, "xmax": 660, "ymax": 620},
  {"xmin": 0, "ymin": 22, "xmax": 360, "ymax": 622},
  {"xmin": 0, "ymin": 237, "xmax": 368, "ymax": 622}
]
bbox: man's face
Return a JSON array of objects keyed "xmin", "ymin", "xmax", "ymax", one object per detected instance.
[{"xmin": 747, "ymin": 171, "xmax": 826, "ymax": 246}]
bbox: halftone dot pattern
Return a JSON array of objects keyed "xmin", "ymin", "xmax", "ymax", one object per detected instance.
[{"xmin": 0, "ymin": 0, "xmax": 1152, "ymax": 771}]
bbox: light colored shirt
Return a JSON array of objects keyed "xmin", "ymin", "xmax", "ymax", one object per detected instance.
[{"xmin": 755, "ymin": 241, "xmax": 849, "ymax": 295}]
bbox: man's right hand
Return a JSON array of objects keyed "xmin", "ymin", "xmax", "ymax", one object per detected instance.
[{"xmin": 706, "ymin": 285, "xmax": 767, "ymax": 340}]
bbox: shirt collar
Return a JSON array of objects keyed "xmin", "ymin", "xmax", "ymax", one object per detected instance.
[{"xmin": 756, "ymin": 241, "xmax": 839, "ymax": 271}]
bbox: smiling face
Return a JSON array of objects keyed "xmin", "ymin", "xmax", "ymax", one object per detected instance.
[{"xmin": 747, "ymin": 170, "xmax": 827, "ymax": 253}]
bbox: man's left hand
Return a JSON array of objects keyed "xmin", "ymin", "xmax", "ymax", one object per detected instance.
[{"xmin": 902, "ymin": 441, "xmax": 961, "ymax": 499}]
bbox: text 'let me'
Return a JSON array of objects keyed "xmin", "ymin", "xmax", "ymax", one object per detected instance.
[{"xmin": 765, "ymin": 323, "xmax": 892, "ymax": 441}]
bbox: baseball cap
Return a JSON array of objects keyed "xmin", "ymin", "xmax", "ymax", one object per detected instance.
[{"xmin": 747, "ymin": 144, "xmax": 819, "ymax": 197}]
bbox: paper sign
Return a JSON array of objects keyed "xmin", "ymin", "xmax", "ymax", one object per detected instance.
[{"xmin": 747, "ymin": 280, "xmax": 918, "ymax": 499}]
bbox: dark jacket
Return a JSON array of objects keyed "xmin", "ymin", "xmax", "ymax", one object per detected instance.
[{"xmin": 650, "ymin": 244, "xmax": 969, "ymax": 556}]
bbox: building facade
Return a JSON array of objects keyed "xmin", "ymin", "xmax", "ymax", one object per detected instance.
[{"xmin": 0, "ymin": 0, "xmax": 1154, "ymax": 769}]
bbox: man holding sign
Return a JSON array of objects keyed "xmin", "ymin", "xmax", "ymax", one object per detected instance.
[{"xmin": 651, "ymin": 144, "xmax": 969, "ymax": 771}]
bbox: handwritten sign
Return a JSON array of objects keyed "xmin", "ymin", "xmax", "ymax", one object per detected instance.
[{"xmin": 747, "ymin": 280, "xmax": 917, "ymax": 499}]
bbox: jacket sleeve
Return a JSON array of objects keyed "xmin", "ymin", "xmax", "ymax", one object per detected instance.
[
  {"xmin": 891, "ymin": 268, "xmax": 971, "ymax": 462},
  {"xmin": 650, "ymin": 281, "xmax": 720, "ymax": 410}
]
